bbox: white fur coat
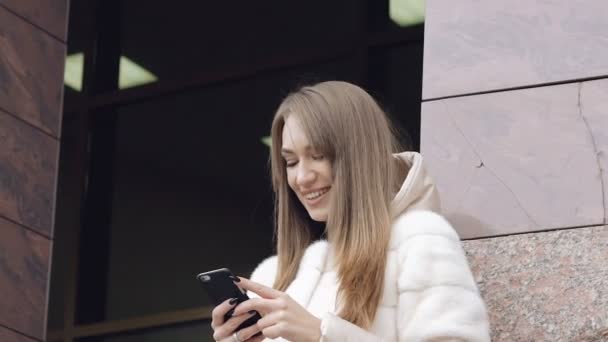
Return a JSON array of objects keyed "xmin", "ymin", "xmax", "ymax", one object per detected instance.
[{"xmin": 250, "ymin": 153, "xmax": 490, "ymax": 341}]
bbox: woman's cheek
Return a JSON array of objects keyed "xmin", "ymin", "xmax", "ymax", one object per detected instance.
[{"xmin": 286, "ymin": 170, "xmax": 297, "ymax": 190}]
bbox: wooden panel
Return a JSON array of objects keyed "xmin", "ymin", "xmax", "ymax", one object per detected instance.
[
  {"xmin": 0, "ymin": 216, "xmax": 51, "ymax": 340},
  {"xmin": 463, "ymin": 226, "xmax": 608, "ymax": 341},
  {"xmin": 0, "ymin": 326, "xmax": 37, "ymax": 342},
  {"xmin": 423, "ymin": 0, "xmax": 608, "ymax": 99},
  {"xmin": 0, "ymin": 0, "xmax": 68, "ymax": 41},
  {"xmin": 0, "ymin": 109, "xmax": 59, "ymax": 237},
  {"xmin": 421, "ymin": 82, "xmax": 604, "ymax": 238},
  {"xmin": 0, "ymin": 6, "xmax": 65, "ymax": 137}
]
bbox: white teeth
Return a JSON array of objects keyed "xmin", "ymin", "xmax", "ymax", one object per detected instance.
[{"xmin": 305, "ymin": 188, "xmax": 329, "ymax": 200}]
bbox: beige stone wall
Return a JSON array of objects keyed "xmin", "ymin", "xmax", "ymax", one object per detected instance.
[{"xmin": 421, "ymin": 0, "xmax": 608, "ymax": 340}]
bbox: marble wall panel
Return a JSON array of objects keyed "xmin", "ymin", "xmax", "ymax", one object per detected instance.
[
  {"xmin": 0, "ymin": 0, "xmax": 68, "ymax": 41},
  {"xmin": 0, "ymin": 326, "xmax": 37, "ymax": 342},
  {"xmin": 0, "ymin": 6, "xmax": 65, "ymax": 137},
  {"xmin": 421, "ymin": 83, "xmax": 604, "ymax": 238},
  {"xmin": 463, "ymin": 226, "xmax": 608, "ymax": 341},
  {"xmin": 423, "ymin": 0, "xmax": 608, "ymax": 99},
  {"xmin": 579, "ymin": 79, "xmax": 608, "ymax": 223},
  {"xmin": 0, "ymin": 109, "xmax": 59, "ymax": 237},
  {"xmin": 0, "ymin": 217, "xmax": 51, "ymax": 340}
]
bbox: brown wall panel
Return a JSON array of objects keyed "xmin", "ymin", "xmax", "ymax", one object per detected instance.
[
  {"xmin": 463, "ymin": 225, "xmax": 608, "ymax": 341},
  {"xmin": 0, "ymin": 326, "xmax": 37, "ymax": 342},
  {"xmin": 0, "ymin": 109, "xmax": 59, "ymax": 237},
  {"xmin": 0, "ymin": 216, "xmax": 51, "ymax": 340},
  {"xmin": 423, "ymin": 0, "xmax": 608, "ymax": 99},
  {"xmin": 421, "ymin": 82, "xmax": 605, "ymax": 238},
  {"xmin": 0, "ymin": 6, "xmax": 65, "ymax": 137},
  {"xmin": 0, "ymin": 0, "xmax": 68, "ymax": 41}
]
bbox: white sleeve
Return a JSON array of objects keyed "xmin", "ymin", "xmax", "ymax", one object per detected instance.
[
  {"xmin": 319, "ymin": 312, "xmax": 386, "ymax": 341},
  {"xmin": 395, "ymin": 211, "xmax": 491, "ymax": 342}
]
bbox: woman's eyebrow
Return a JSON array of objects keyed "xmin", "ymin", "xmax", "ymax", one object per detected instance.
[{"xmin": 281, "ymin": 146, "xmax": 313, "ymax": 154}]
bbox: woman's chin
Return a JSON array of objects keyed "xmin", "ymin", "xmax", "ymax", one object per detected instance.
[{"xmin": 308, "ymin": 210, "xmax": 328, "ymax": 222}]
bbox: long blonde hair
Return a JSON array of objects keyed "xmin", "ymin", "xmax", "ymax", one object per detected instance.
[{"xmin": 269, "ymin": 81, "xmax": 402, "ymax": 328}]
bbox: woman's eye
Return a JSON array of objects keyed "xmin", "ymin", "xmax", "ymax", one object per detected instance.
[
  {"xmin": 312, "ymin": 154, "xmax": 325, "ymax": 161},
  {"xmin": 285, "ymin": 161, "xmax": 298, "ymax": 167}
]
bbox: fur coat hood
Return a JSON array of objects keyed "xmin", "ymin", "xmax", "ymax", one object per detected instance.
[{"xmin": 391, "ymin": 151, "xmax": 441, "ymax": 216}]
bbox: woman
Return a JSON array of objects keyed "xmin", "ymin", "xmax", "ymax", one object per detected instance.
[{"xmin": 211, "ymin": 81, "xmax": 490, "ymax": 342}]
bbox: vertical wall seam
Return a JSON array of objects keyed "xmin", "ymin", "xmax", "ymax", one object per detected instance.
[{"xmin": 577, "ymin": 82, "xmax": 606, "ymax": 224}]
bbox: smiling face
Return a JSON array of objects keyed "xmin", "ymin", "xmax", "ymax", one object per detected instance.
[{"xmin": 281, "ymin": 115, "xmax": 333, "ymax": 222}]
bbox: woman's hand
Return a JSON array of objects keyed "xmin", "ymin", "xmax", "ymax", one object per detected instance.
[
  {"xmin": 233, "ymin": 277, "xmax": 322, "ymax": 342},
  {"xmin": 210, "ymin": 297, "xmax": 260, "ymax": 342}
]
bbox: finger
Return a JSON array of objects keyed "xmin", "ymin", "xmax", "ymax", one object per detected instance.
[
  {"xmin": 245, "ymin": 333, "xmax": 265, "ymax": 342},
  {"xmin": 238, "ymin": 277, "xmax": 283, "ymax": 299},
  {"xmin": 228, "ymin": 275, "xmax": 246, "ymax": 294},
  {"xmin": 233, "ymin": 298, "xmax": 279, "ymax": 316},
  {"xmin": 214, "ymin": 312, "xmax": 257, "ymax": 341},
  {"xmin": 261, "ymin": 322, "xmax": 287, "ymax": 340},
  {"xmin": 211, "ymin": 298, "xmax": 238, "ymax": 328},
  {"xmin": 256, "ymin": 309, "xmax": 285, "ymax": 331},
  {"xmin": 237, "ymin": 320, "xmax": 262, "ymax": 341}
]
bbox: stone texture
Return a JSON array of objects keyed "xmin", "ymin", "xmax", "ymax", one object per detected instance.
[
  {"xmin": 0, "ymin": 0, "xmax": 69, "ymax": 41},
  {"xmin": 423, "ymin": 0, "xmax": 608, "ymax": 99},
  {"xmin": 0, "ymin": 5, "xmax": 66, "ymax": 137},
  {"xmin": 463, "ymin": 226, "xmax": 608, "ymax": 342},
  {"xmin": 0, "ymin": 109, "xmax": 59, "ymax": 237},
  {"xmin": 422, "ymin": 82, "xmax": 604, "ymax": 238},
  {"xmin": 0, "ymin": 326, "xmax": 36, "ymax": 342},
  {"xmin": 0, "ymin": 216, "xmax": 51, "ymax": 340},
  {"xmin": 580, "ymin": 79, "xmax": 608, "ymax": 223}
]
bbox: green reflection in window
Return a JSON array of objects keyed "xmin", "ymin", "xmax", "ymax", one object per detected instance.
[
  {"xmin": 261, "ymin": 136, "xmax": 272, "ymax": 147},
  {"xmin": 389, "ymin": 0, "xmax": 425, "ymax": 26},
  {"xmin": 64, "ymin": 52, "xmax": 84, "ymax": 91},
  {"xmin": 64, "ymin": 53, "xmax": 158, "ymax": 91}
]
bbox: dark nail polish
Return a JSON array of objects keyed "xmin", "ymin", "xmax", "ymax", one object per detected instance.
[
  {"xmin": 248, "ymin": 310, "xmax": 256, "ymax": 315},
  {"xmin": 229, "ymin": 298, "xmax": 238, "ymax": 305},
  {"xmin": 229, "ymin": 275, "xmax": 241, "ymax": 283}
]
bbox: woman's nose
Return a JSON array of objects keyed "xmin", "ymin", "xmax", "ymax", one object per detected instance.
[{"xmin": 296, "ymin": 163, "xmax": 316, "ymax": 186}]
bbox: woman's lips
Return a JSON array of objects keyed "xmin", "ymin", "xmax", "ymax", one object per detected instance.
[{"xmin": 302, "ymin": 187, "xmax": 330, "ymax": 206}]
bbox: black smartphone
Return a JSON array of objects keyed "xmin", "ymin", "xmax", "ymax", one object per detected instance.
[{"xmin": 196, "ymin": 268, "xmax": 261, "ymax": 330}]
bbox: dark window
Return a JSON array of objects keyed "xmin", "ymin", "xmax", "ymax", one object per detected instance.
[{"xmin": 47, "ymin": 0, "xmax": 424, "ymax": 340}]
